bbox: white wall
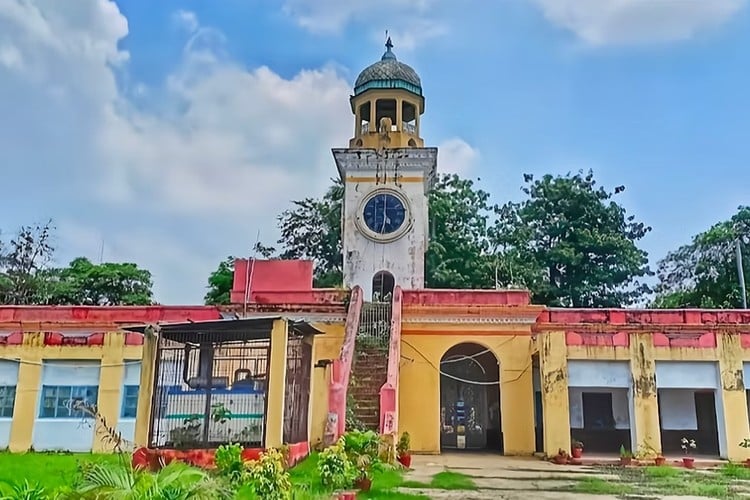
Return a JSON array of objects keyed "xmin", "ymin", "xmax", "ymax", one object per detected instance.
[
  {"xmin": 569, "ymin": 388, "xmax": 631, "ymax": 429},
  {"xmin": 337, "ymin": 148, "xmax": 437, "ymax": 297},
  {"xmin": 656, "ymin": 361, "xmax": 719, "ymax": 389},
  {"xmin": 0, "ymin": 360, "xmax": 19, "ymax": 449},
  {"xmin": 32, "ymin": 361, "xmax": 101, "ymax": 452},
  {"xmin": 116, "ymin": 361, "xmax": 141, "ymax": 443},
  {"xmin": 659, "ymin": 389, "xmax": 697, "ymax": 430},
  {"xmin": 568, "ymin": 361, "xmax": 631, "ymax": 388}
]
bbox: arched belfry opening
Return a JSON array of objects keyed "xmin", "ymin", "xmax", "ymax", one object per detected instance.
[
  {"xmin": 440, "ymin": 343, "xmax": 502, "ymax": 452},
  {"xmin": 372, "ymin": 271, "xmax": 395, "ymax": 302}
]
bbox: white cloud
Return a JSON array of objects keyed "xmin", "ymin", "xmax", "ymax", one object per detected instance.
[
  {"xmin": 437, "ymin": 138, "xmax": 479, "ymax": 176},
  {"xmin": 283, "ymin": 0, "xmax": 445, "ymax": 50},
  {"xmin": 173, "ymin": 9, "xmax": 199, "ymax": 33},
  {"xmin": 1, "ymin": 1, "xmax": 475, "ymax": 303},
  {"xmin": 532, "ymin": 0, "xmax": 746, "ymax": 46}
]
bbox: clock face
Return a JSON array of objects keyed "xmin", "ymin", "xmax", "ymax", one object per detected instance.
[{"xmin": 362, "ymin": 192, "xmax": 407, "ymax": 235}]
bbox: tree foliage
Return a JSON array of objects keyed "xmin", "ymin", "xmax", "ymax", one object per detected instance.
[
  {"xmin": 204, "ymin": 170, "xmax": 653, "ymax": 308},
  {"xmin": 205, "ymin": 256, "xmax": 236, "ymax": 306},
  {"xmin": 0, "ymin": 220, "xmax": 154, "ymax": 305},
  {"xmin": 492, "ymin": 171, "xmax": 652, "ymax": 307},
  {"xmin": 654, "ymin": 206, "xmax": 750, "ymax": 308},
  {"xmin": 45, "ymin": 257, "xmax": 153, "ymax": 306}
]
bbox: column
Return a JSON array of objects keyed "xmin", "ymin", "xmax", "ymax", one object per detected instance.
[
  {"xmin": 9, "ymin": 333, "xmax": 43, "ymax": 452},
  {"xmin": 629, "ymin": 333, "xmax": 661, "ymax": 455},
  {"xmin": 134, "ymin": 326, "xmax": 158, "ymax": 447},
  {"xmin": 93, "ymin": 333, "xmax": 125, "ymax": 453},
  {"xmin": 264, "ymin": 319, "xmax": 288, "ymax": 449},
  {"xmin": 718, "ymin": 332, "xmax": 750, "ymax": 461},
  {"xmin": 539, "ymin": 331, "xmax": 571, "ymax": 456},
  {"xmin": 396, "ymin": 98, "xmax": 403, "ymax": 132},
  {"xmin": 500, "ymin": 338, "xmax": 536, "ymax": 454}
]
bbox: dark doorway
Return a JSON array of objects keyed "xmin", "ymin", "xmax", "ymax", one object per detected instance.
[
  {"xmin": 439, "ymin": 343, "xmax": 502, "ymax": 452},
  {"xmin": 658, "ymin": 390, "xmax": 720, "ymax": 456},
  {"xmin": 571, "ymin": 390, "xmax": 631, "ymax": 453},
  {"xmin": 372, "ymin": 271, "xmax": 394, "ymax": 302}
]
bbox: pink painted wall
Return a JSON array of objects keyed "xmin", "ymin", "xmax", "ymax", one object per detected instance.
[
  {"xmin": 402, "ymin": 289, "xmax": 530, "ymax": 306},
  {"xmin": 379, "ymin": 286, "xmax": 402, "ymax": 435}
]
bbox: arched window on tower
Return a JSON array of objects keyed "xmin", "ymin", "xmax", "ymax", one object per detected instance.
[
  {"xmin": 372, "ymin": 271, "xmax": 395, "ymax": 302},
  {"xmin": 376, "ymin": 99, "xmax": 397, "ymax": 132},
  {"xmin": 358, "ymin": 102, "xmax": 371, "ymax": 135},
  {"xmin": 402, "ymin": 101, "xmax": 417, "ymax": 135}
]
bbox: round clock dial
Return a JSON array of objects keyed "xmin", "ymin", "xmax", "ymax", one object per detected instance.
[{"xmin": 362, "ymin": 192, "xmax": 407, "ymax": 235}]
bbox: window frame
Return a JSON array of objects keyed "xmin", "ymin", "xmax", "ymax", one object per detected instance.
[
  {"xmin": 0, "ymin": 385, "xmax": 16, "ymax": 418},
  {"xmin": 38, "ymin": 385, "xmax": 99, "ymax": 419},
  {"xmin": 121, "ymin": 385, "xmax": 139, "ymax": 419}
]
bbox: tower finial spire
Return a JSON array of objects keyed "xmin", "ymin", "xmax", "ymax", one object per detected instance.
[{"xmin": 382, "ymin": 31, "xmax": 396, "ymax": 60}]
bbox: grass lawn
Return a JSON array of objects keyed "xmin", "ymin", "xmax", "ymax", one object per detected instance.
[
  {"xmin": 0, "ymin": 452, "xmax": 121, "ymax": 490},
  {"xmin": 576, "ymin": 464, "xmax": 750, "ymax": 499}
]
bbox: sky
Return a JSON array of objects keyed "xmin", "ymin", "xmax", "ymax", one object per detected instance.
[{"xmin": 1, "ymin": 0, "xmax": 749, "ymax": 304}]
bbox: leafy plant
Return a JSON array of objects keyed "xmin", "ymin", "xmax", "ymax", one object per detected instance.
[
  {"xmin": 169, "ymin": 415, "xmax": 202, "ymax": 448},
  {"xmin": 245, "ymin": 448, "xmax": 292, "ymax": 500},
  {"xmin": 572, "ymin": 440, "xmax": 584, "ymax": 450},
  {"xmin": 75, "ymin": 460, "xmax": 229, "ymax": 499},
  {"xmin": 681, "ymin": 437, "xmax": 697, "ymax": 456},
  {"xmin": 396, "ymin": 432, "xmax": 410, "ymax": 456},
  {"xmin": 317, "ymin": 437, "xmax": 354, "ymax": 490},
  {"xmin": 619, "ymin": 445, "xmax": 633, "ymax": 458},
  {"xmin": 343, "ymin": 430, "xmax": 380, "ymax": 480},
  {"xmin": 214, "ymin": 443, "xmax": 244, "ymax": 485},
  {"xmin": 0, "ymin": 479, "xmax": 48, "ymax": 500}
]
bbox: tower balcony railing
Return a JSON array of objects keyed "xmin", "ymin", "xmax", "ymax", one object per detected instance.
[
  {"xmin": 361, "ymin": 123, "xmax": 370, "ymax": 134},
  {"xmin": 402, "ymin": 122, "xmax": 417, "ymax": 134}
]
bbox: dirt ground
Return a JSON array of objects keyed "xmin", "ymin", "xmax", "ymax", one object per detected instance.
[{"xmin": 400, "ymin": 452, "xmax": 727, "ymax": 499}]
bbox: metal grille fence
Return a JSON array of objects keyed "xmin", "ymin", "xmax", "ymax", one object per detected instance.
[
  {"xmin": 357, "ymin": 302, "xmax": 392, "ymax": 349},
  {"xmin": 283, "ymin": 334, "xmax": 313, "ymax": 443},
  {"xmin": 149, "ymin": 334, "xmax": 270, "ymax": 449}
]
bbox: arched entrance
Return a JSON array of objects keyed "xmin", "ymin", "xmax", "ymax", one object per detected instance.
[
  {"xmin": 372, "ymin": 271, "xmax": 394, "ymax": 302},
  {"xmin": 439, "ymin": 343, "xmax": 502, "ymax": 452}
]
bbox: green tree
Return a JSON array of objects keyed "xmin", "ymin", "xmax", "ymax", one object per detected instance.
[
  {"xmin": 0, "ymin": 220, "xmax": 55, "ymax": 304},
  {"xmin": 654, "ymin": 206, "xmax": 750, "ymax": 308},
  {"xmin": 425, "ymin": 174, "xmax": 495, "ymax": 288},
  {"xmin": 205, "ymin": 256, "xmax": 235, "ymax": 305},
  {"xmin": 277, "ymin": 179, "xmax": 343, "ymax": 288},
  {"xmin": 492, "ymin": 171, "xmax": 652, "ymax": 307},
  {"xmin": 46, "ymin": 257, "xmax": 153, "ymax": 305}
]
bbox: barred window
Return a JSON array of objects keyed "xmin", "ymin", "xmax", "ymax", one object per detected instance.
[
  {"xmin": 39, "ymin": 385, "xmax": 98, "ymax": 418},
  {"xmin": 0, "ymin": 386, "xmax": 16, "ymax": 418}
]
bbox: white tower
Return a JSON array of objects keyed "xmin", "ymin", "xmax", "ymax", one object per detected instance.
[{"xmin": 333, "ymin": 38, "xmax": 437, "ymax": 300}]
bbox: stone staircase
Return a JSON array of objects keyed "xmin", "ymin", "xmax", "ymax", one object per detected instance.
[{"xmin": 347, "ymin": 301, "xmax": 392, "ymax": 431}]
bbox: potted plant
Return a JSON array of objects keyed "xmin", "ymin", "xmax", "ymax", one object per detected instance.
[
  {"xmin": 343, "ymin": 430, "xmax": 379, "ymax": 491},
  {"xmin": 396, "ymin": 432, "xmax": 412, "ymax": 468},
  {"xmin": 619, "ymin": 445, "xmax": 633, "ymax": 465},
  {"xmin": 571, "ymin": 440, "xmax": 584, "ymax": 459},
  {"xmin": 681, "ymin": 437, "xmax": 696, "ymax": 468},
  {"xmin": 739, "ymin": 438, "xmax": 750, "ymax": 468},
  {"xmin": 654, "ymin": 454, "xmax": 666, "ymax": 466}
]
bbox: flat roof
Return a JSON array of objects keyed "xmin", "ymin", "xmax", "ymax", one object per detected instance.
[{"xmin": 123, "ymin": 316, "xmax": 323, "ymax": 344}]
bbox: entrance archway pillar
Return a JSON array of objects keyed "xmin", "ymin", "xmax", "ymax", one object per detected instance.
[
  {"xmin": 539, "ymin": 331, "xmax": 571, "ymax": 456},
  {"xmin": 500, "ymin": 337, "xmax": 536, "ymax": 454}
]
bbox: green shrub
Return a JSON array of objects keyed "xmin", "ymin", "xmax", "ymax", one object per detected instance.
[
  {"xmin": 0, "ymin": 479, "xmax": 48, "ymax": 500},
  {"xmin": 317, "ymin": 438, "xmax": 353, "ymax": 490},
  {"xmin": 215, "ymin": 443, "xmax": 245, "ymax": 484},
  {"xmin": 245, "ymin": 449, "xmax": 292, "ymax": 500}
]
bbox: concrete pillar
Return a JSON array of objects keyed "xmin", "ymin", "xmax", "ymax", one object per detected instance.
[
  {"xmin": 718, "ymin": 332, "xmax": 750, "ymax": 461},
  {"xmin": 134, "ymin": 326, "xmax": 158, "ymax": 448},
  {"xmin": 538, "ymin": 331, "xmax": 570, "ymax": 456},
  {"xmin": 9, "ymin": 333, "xmax": 43, "ymax": 452},
  {"xmin": 93, "ymin": 333, "xmax": 125, "ymax": 453},
  {"xmin": 500, "ymin": 337, "xmax": 536, "ymax": 454},
  {"xmin": 264, "ymin": 319, "xmax": 289, "ymax": 449},
  {"xmin": 629, "ymin": 334, "xmax": 661, "ymax": 455}
]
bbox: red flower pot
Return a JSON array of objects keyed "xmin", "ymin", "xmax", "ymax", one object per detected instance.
[
  {"xmin": 654, "ymin": 456, "xmax": 666, "ymax": 466},
  {"xmin": 571, "ymin": 447, "xmax": 583, "ymax": 459},
  {"xmin": 552, "ymin": 455, "xmax": 568, "ymax": 465},
  {"xmin": 620, "ymin": 457, "xmax": 632, "ymax": 466},
  {"xmin": 354, "ymin": 477, "xmax": 372, "ymax": 491},
  {"xmin": 682, "ymin": 457, "xmax": 695, "ymax": 469},
  {"xmin": 397, "ymin": 454, "xmax": 412, "ymax": 468},
  {"xmin": 744, "ymin": 458, "xmax": 750, "ymax": 469}
]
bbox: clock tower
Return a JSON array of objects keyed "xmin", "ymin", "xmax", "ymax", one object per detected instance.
[{"xmin": 333, "ymin": 38, "xmax": 437, "ymax": 300}]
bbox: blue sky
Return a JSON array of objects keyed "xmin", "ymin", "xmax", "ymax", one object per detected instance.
[{"xmin": 1, "ymin": 0, "xmax": 748, "ymax": 304}]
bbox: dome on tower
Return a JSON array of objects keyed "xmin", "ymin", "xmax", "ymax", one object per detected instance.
[{"xmin": 353, "ymin": 37, "xmax": 422, "ymax": 97}]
